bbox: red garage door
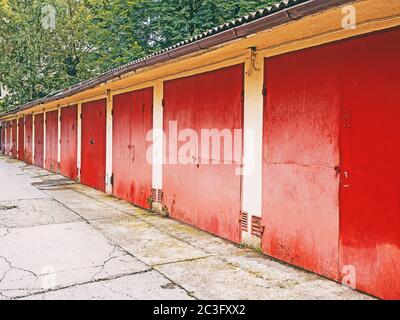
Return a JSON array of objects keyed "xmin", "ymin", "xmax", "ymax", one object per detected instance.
[
  {"xmin": 18, "ymin": 117, "xmax": 24, "ymax": 161},
  {"xmin": 34, "ymin": 113, "xmax": 44, "ymax": 168},
  {"xmin": 5, "ymin": 121, "xmax": 10, "ymax": 155},
  {"xmin": 11, "ymin": 119, "xmax": 17, "ymax": 158},
  {"xmin": 262, "ymin": 44, "xmax": 341, "ymax": 280},
  {"xmin": 113, "ymin": 88, "xmax": 153, "ymax": 208},
  {"xmin": 45, "ymin": 110, "xmax": 59, "ymax": 173},
  {"xmin": 163, "ymin": 65, "xmax": 244, "ymax": 243},
  {"xmin": 60, "ymin": 105, "xmax": 78, "ymax": 180},
  {"xmin": 262, "ymin": 29, "xmax": 400, "ymax": 299},
  {"xmin": 81, "ymin": 99, "xmax": 106, "ymax": 192},
  {"xmin": 339, "ymin": 29, "xmax": 400, "ymax": 300},
  {"xmin": 0, "ymin": 126, "xmax": 4, "ymax": 154},
  {"xmin": 25, "ymin": 115, "xmax": 33, "ymax": 164}
]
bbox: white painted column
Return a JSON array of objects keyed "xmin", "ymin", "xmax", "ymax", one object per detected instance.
[
  {"xmin": 57, "ymin": 107, "xmax": 61, "ymax": 171},
  {"xmin": 43, "ymin": 111, "xmax": 47, "ymax": 167},
  {"xmin": 9, "ymin": 121, "xmax": 12, "ymax": 156},
  {"xmin": 32, "ymin": 113, "xmax": 35, "ymax": 164},
  {"xmin": 151, "ymin": 81, "xmax": 164, "ymax": 212},
  {"xmin": 241, "ymin": 50, "xmax": 264, "ymax": 246},
  {"xmin": 23, "ymin": 116, "xmax": 26, "ymax": 160},
  {"xmin": 105, "ymin": 90, "xmax": 113, "ymax": 194},
  {"xmin": 152, "ymin": 81, "xmax": 164, "ymax": 190},
  {"xmin": 4, "ymin": 122, "xmax": 7, "ymax": 155},
  {"xmin": 77, "ymin": 103, "xmax": 82, "ymax": 181},
  {"xmin": 16, "ymin": 118, "xmax": 19, "ymax": 156}
]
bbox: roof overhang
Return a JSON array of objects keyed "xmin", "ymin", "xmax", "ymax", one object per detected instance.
[{"xmin": 0, "ymin": 0, "xmax": 355, "ymax": 117}]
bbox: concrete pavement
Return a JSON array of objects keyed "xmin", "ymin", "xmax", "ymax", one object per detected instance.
[{"xmin": 0, "ymin": 155, "xmax": 372, "ymax": 300}]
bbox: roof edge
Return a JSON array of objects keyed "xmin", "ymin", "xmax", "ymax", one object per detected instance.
[{"xmin": 1, "ymin": 0, "xmax": 354, "ymax": 117}]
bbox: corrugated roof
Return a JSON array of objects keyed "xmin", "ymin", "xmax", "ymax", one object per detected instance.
[{"xmin": 0, "ymin": 0, "xmax": 353, "ymax": 117}]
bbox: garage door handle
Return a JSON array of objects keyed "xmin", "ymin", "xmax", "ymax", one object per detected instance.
[{"xmin": 90, "ymin": 139, "xmax": 95, "ymax": 145}]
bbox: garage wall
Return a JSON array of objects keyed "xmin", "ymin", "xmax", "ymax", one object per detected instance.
[
  {"xmin": 18, "ymin": 117, "xmax": 24, "ymax": 161},
  {"xmin": 5, "ymin": 121, "xmax": 10, "ymax": 155},
  {"xmin": 60, "ymin": 105, "xmax": 78, "ymax": 180},
  {"xmin": 112, "ymin": 87, "xmax": 153, "ymax": 208},
  {"xmin": 34, "ymin": 113, "xmax": 44, "ymax": 168},
  {"xmin": 262, "ymin": 28, "xmax": 400, "ymax": 299},
  {"xmin": 0, "ymin": 125, "xmax": 4, "ymax": 154},
  {"xmin": 163, "ymin": 64, "xmax": 244, "ymax": 243},
  {"xmin": 11, "ymin": 119, "xmax": 17, "ymax": 158},
  {"xmin": 0, "ymin": 11, "xmax": 397, "ymax": 299},
  {"xmin": 81, "ymin": 99, "xmax": 107, "ymax": 192},
  {"xmin": 262, "ymin": 43, "xmax": 341, "ymax": 280},
  {"xmin": 339, "ymin": 29, "xmax": 400, "ymax": 300},
  {"xmin": 45, "ymin": 110, "xmax": 59, "ymax": 173},
  {"xmin": 25, "ymin": 115, "xmax": 33, "ymax": 164}
]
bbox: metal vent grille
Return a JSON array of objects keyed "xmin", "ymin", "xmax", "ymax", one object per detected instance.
[
  {"xmin": 152, "ymin": 189, "xmax": 163, "ymax": 204},
  {"xmin": 157, "ymin": 190, "xmax": 163, "ymax": 204},
  {"xmin": 251, "ymin": 216, "xmax": 264, "ymax": 238},
  {"xmin": 151, "ymin": 189, "xmax": 157, "ymax": 202},
  {"xmin": 241, "ymin": 212, "xmax": 248, "ymax": 232}
]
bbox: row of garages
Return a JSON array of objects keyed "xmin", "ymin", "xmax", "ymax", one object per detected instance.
[{"xmin": 1, "ymin": 21, "xmax": 400, "ymax": 299}]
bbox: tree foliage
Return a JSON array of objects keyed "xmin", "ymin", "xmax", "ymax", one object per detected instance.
[{"xmin": 0, "ymin": 0, "xmax": 276, "ymax": 112}]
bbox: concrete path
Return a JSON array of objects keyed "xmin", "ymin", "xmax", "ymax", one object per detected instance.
[{"xmin": 0, "ymin": 155, "xmax": 372, "ymax": 300}]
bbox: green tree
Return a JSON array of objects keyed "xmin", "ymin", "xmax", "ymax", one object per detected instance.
[
  {"xmin": 122, "ymin": 0, "xmax": 277, "ymax": 53},
  {"xmin": 0, "ymin": 0, "xmax": 102, "ymax": 110},
  {"xmin": 0, "ymin": 0, "xmax": 277, "ymax": 112}
]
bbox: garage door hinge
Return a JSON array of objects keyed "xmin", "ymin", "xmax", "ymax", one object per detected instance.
[
  {"xmin": 110, "ymin": 173, "xmax": 114, "ymax": 186},
  {"xmin": 162, "ymin": 99, "xmax": 165, "ymax": 108}
]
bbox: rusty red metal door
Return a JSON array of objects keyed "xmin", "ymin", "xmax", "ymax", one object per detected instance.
[
  {"xmin": 34, "ymin": 113, "xmax": 44, "ymax": 168},
  {"xmin": 18, "ymin": 117, "xmax": 24, "ymax": 161},
  {"xmin": 163, "ymin": 65, "xmax": 244, "ymax": 243},
  {"xmin": 113, "ymin": 87, "xmax": 153, "ymax": 208},
  {"xmin": 25, "ymin": 115, "xmax": 33, "ymax": 164},
  {"xmin": 81, "ymin": 99, "xmax": 107, "ymax": 192},
  {"xmin": 5, "ymin": 121, "xmax": 10, "ymax": 155},
  {"xmin": 11, "ymin": 119, "xmax": 17, "ymax": 158},
  {"xmin": 262, "ymin": 44, "xmax": 341, "ymax": 280},
  {"xmin": 45, "ymin": 110, "xmax": 59, "ymax": 172},
  {"xmin": 60, "ymin": 105, "xmax": 78, "ymax": 180},
  {"xmin": 339, "ymin": 29, "xmax": 400, "ymax": 300},
  {"xmin": 0, "ymin": 125, "xmax": 4, "ymax": 154}
]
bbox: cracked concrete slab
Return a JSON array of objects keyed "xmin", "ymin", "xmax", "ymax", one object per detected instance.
[
  {"xmin": 0, "ymin": 198, "xmax": 80, "ymax": 228},
  {"xmin": 0, "ymin": 222, "xmax": 148, "ymax": 299},
  {"xmin": 154, "ymin": 256, "xmax": 371, "ymax": 300},
  {"xmin": 43, "ymin": 188, "xmax": 130, "ymax": 221},
  {"xmin": 0, "ymin": 156, "xmax": 372, "ymax": 300},
  {"xmin": 92, "ymin": 217, "xmax": 211, "ymax": 266},
  {"xmin": 23, "ymin": 271, "xmax": 194, "ymax": 300},
  {"xmin": 0, "ymin": 162, "xmax": 48, "ymax": 201}
]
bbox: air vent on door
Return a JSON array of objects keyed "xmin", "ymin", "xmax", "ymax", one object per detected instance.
[
  {"xmin": 151, "ymin": 188, "xmax": 157, "ymax": 202},
  {"xmin": 241, "ymin": 212, "xmax": 249, "ymax": 232},
  {"xmin": 251, "ymin": 216, "xmax": 264, "ymax": 238},
  {"xmin": 152, "ymin": 189, "xmax": 163, "ymax": 204},
  {"xmin": 157, "ymin": 190, "xmax": 163, "ymax": 204}
]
